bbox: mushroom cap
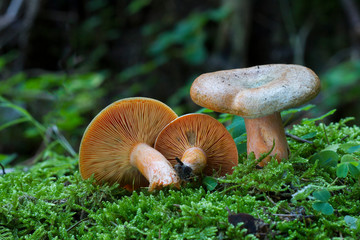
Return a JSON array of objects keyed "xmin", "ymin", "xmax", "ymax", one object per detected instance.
[
  {"xmin": 154, "ymin": 113, "xmax": 238, "ymax": 176},
  {"xmin": 190, "ymin": 64, "xmax": 320, "ymax": 118},
  {"xmin": 79, "ymin": 97, "xmax": 178, "ymax": 189}
]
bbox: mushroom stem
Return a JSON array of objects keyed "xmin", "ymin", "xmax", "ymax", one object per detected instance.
[
  {"xmin": 244, "ymin": 112, "xmax": 289, "ymax": 167},
  {"xmin": 130, "ymin": 143, "xmax": 180, "ymax": 191},
  {"xmin": 180, "ymin": 147, "xmax": 207, "ymax": 174}
]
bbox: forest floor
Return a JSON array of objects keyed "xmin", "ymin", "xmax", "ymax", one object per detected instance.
[{"xmin": 1, "ymin": 117, "xmax": 360, "ymax": 239}]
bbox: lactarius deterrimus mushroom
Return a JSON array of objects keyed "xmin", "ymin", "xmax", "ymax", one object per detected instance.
[
  {"xmin": 190, "ymin": 64, "xmax": 320, "ymax": 167},
  {"xmin": 154, "ymin": 113, "xmax": 238, "ymax": 180},
  {"xmin": 79, "ymin": 97, "xmax": 180, "ymax": 191}
]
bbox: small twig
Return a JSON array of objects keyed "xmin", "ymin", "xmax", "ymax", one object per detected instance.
[
  {"xmin": 272, "ymin": 213, "xmax": 299, "ymax": 217},
  {"xmin": 328, "ymin": 177, "xmax": 339, "ymax": 187},
  {"xmin": 285, "ymin": 132, "xmax": 314, "ymax": 144},
  {"xmin": 51, "ymin": 125, "xmax": 76, "ymax": 157},
  {"xmin": 266, "ymin": 195, "xmax": 291, "ymax": 213},
  {"xmin": 80, "ymin": 209, "xmax": 87, "ymax": 220},
  {"xmin": 322, "ymin": 123, "xmax": 330, "ymax": 145},
  {"xmin": 18, "ymin": 194, "xmax": 38, "ymax": 203},
  {"xmin": 22, "ymin": 127, "xmax": 52, "ymax": 165},
  {"xmin": 175, "ymin": 157, "xmax": 183, "ymax": 165},
  {"xmin": 340, "ymin": 135, "xmax": 349, "ymax": 142},
  {"xmin": 272, "ymin": 213, "xmax": 314, "ymax": 219},
  {"xmin": 265, "ymin": 195, "xmax": 277, "ymax": 206},
  {"xmin": 272, "ymin": 213, "xmax": 294, "ymax": 217},
  {"xmin": 0, "ymin": 163, "xmax": 5, "ymax": 175},
  {"xmin": 225, "ymin": 206, "xmax": 232, "ymax": 214},
  {"xmin": 221, "ymin": 184, "xmax": 241, "ymax": 194},
  {"xmin": 66, "ymin": 218, "xmax": 89, "ymax": 232}
]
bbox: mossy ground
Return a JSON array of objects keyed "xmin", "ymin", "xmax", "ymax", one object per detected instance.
[{"xmin": 1, "ymin": 119, "xmax": 360, "ymax": 239}]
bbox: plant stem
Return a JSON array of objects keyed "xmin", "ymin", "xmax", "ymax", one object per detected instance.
[
  {"xmin": 322, "ymin": 122, "xmax": 330, "ymax": 145},
  {"xmin": 0, "ymin": 163, "xmax": 5, "ymax": 175}
]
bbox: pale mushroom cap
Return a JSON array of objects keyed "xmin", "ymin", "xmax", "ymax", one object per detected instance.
[
  {"xmin": 190, "ymin": 64, "xmax": 320, "ymax": 118},
  {"xmin": 154, "ymin": 113, "xmax": 238, "ymax": 176},
  {"xmin": 79, "ymin": 97, "xmax": 178, "ymax": 188}
]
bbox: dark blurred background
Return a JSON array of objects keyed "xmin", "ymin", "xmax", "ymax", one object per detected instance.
[{"xmin": 1, "ymin": 0, "xmax": 360, "ymax": 164}]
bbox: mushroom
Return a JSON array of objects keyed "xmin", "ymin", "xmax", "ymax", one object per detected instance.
[
  {"xmin": 154, "ymin": 113, "xmax": 238, "ymax": 180},
  {"xmin": 190, "ymin": 64, "xmax": 320, "ymax": 167},
  {"xmin": 79, "ymin": 97, "xmax": 180, "ymax": 191}
]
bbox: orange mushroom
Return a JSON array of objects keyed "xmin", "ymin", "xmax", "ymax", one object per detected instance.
[
  {"xmin": 154, "ymin": 113, "xmax": 238, "ymax": 180},
  {"xmin": 190, "ymin": 64, "xmax": 320, "ymax": 167},
  {"xmin": 79, "ymin": 97, "xmax": 180, "ymax": 191}
]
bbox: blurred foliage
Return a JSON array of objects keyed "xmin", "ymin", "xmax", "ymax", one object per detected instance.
[
  {"xmin": 0, "ymin": 71, "xmax": 106, "ymax": 132},
  {"xmin": 320, "ymin": 60, "xmax": 360, "ymax": 121},
  {"xmin": 0, "ymin": 54, "xmax": 107, "ymax": 161},
  {"xmin": 1, "ymin": 0, "xmax": 360, "ymax": 161}
]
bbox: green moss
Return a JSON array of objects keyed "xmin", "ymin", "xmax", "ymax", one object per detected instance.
[{"xmin": 1, "ymin": 119, "xmax": 360, "ymax": 239}]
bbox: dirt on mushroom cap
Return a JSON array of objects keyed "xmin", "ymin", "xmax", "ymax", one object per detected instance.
[
  {"xmin": 79, "ymin": 97, "xmax": 178, "ymax": 189},
  {"xmin": 190, "ymin": 64, "xmax": 320, "ymax": 118}
]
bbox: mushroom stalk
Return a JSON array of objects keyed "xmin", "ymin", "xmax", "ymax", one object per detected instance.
[
  {"xmin": 130, "ymin": 143, "xmax": 180, "ymax": 191},
  {"xmin": 244, "ymin": 112, "xmax": 289, "ymax": 167},
  {"xmin": 180, "ymin": 147, "xmax": 207, "ymax": 174}
]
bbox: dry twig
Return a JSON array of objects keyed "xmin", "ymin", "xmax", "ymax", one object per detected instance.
[{"xmin": 285, "ymin": 132, "xmax": 314, "ymax": 144}]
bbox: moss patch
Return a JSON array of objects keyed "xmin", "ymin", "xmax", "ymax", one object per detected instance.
[{"xmin": 1, "ymin": 119, "xmax": 360, "ymax": 239}]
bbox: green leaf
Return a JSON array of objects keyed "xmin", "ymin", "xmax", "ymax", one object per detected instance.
[
  {"xmin": 0, "ymin": 153, "xmax": 17, "ymax": 165},
  {"xmin": 202, "ymin": 176, "xmax": 218, "ymax": 191},
  {"xmin": 344, "ymin": 215, "xmax": 358, "ymax": 230},
  {"xmin": 348, "ymin": 164, "xmax": 360, "ymax": 178},
  {"xmin": 236, "ymin": 143, "xmax": 247, "ymax": 155},
  {"xmin": 341, "ymin": 154, "xmax": 357, "ymax": 163},
  {"xmin": 217, "ymin": 113, "xmax": 233, "ymax": 123},
  {"xmin": 323, "ymin": 144, "xmax": 340, "ymax": 152},
  {"xmin": 302, "ymin": 109, "xmax": 336, "ymax": 124},
  {"xmin": 182, "ymin": 35, "xmax": 207, "ymax": 65},
  {"xmin": 0, "ymin": 96, "xmax": 46, "ymax": 136},
  {"xmin": 233, "ymin": 135, "xmax": 247, "ymax": 145},
  {"xmin": 336, "ymin": 163, "xmax": 349, "ymax": 178},
  {"xmin": 281, "ymin": 104, "xmax": 315, "ymax": 117},
  {"xmin": 291, "ymin": 185, "xmax": 316, "ymax": 202},
  {"xmin": 338, "ymin": 155, "xmax": 360, "ymax": 178},
  {"xmin": 313, "ymin": 189, "xmax": 331, "ymax": 202},
  {"xmin": 323, "ymin": 61, "xmax": 360, "ymax": 88},
  {"xmin": 127, "ymin": 0, "xmax": 151, "ymax": 14},
  {"xmin": 339, "ymin": 143, "xmax": 360, "ymax": 153},
  {"xmin": 347, "ymin": 145, "xmax": 360, "ymax": 153},
  {"xmin": 227, "ymin": 116, "xmax": 246, "ymax": 138},
  {"xmin": 312, "ymin": 202, "xmax": 334, "ymax": 215},
  {"xmin": 233, "ymin": 134, "xmax": 247, "ymax": 154},
  {"xmin": 0, "ymin": 117, "xmax": 28, "ymax": 131},
  {"xmin": 119, "ymin": 61, "xmax": 159, "ymax": 81},
  {"xmin": 196, "ymin": 108, "xmax": 214, "ymax": 113},
  {"xmin": 301, "ymin": 132, "xmax": 317, "ymax": 140},
  {"xmin": 207, "ymin": 5, "xmax": 231, "ymax": 21},
  {"xmin": 310, "ymin": 150, "xmax": 339, "ymax": 168}
]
